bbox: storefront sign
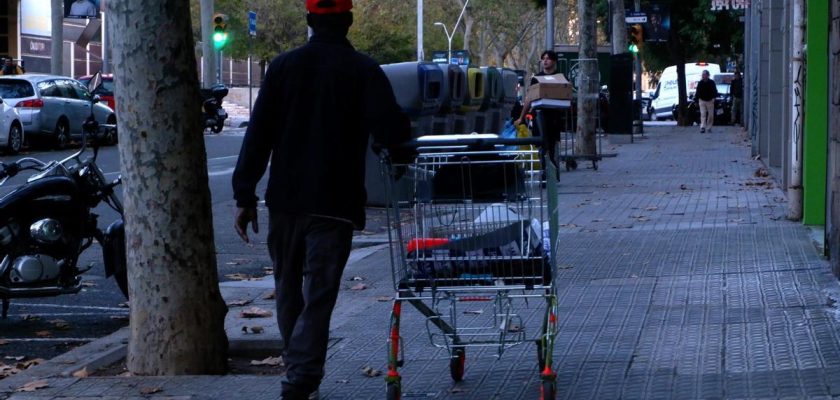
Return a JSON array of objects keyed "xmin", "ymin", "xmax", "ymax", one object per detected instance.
[{"xmin": 711, "ymin": 0, "xmax": 751, "ymax": 11}]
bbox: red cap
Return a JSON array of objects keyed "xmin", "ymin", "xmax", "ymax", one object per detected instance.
[{"xmin": 306, "ymin": 0, "xmax": 352, "ymax": 14}]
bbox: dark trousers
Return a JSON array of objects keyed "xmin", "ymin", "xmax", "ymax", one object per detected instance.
[{"xmin": 267, "ymin": 212, "xmax": 353, "ymax": 397}]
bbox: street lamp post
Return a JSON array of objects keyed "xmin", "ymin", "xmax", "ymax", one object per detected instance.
[
  {"xmin": 433, "ymin": 0, "xmax": 470, "ymax": 65},
  {"xmin": 434, "ymin": 22, "xmax": 453, "ymax": 63}
]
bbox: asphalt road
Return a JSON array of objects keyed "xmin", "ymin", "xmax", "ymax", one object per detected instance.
[{"xmin": 0, "ymin": 127, "xmax": 262, "ymax": 363}]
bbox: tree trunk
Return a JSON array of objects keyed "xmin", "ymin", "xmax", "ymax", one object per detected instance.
[
  {"xmin": 106, "ymin": 0, "xmax": 229, "ymax": 375},
  {"xmin": 829, "ymin": 0, "xmax": 840, "ymax": 276},
  {"xmin": 667, "ymin": 15, "xmax": 689, "ymax": 125},
  {"xmin": 610, "ymin": 0, "xmax": 627, "ymax": 54},
  {"xmin": 576, "ymin": 0, "xmax": 598, "ymax": 156}
]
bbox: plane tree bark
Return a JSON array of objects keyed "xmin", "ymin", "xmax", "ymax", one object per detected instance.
[{"xmin": 106, "ymin": 0, "xmax": 228, "ymax": 375}]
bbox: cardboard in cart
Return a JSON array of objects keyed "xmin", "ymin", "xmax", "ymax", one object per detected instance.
[{"xmin": 525, "ymin": 73, "xmax": 572, "ymax": 102}]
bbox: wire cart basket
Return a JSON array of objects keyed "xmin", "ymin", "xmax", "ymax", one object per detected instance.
[{"xmin": 380, "ymin": 135, "xmax": 561, "ymax": 400}]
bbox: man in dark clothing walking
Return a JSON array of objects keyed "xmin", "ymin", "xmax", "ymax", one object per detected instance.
[
  {"xmin": 730, "ymin": 69, "xmax": 744, "ymax": 126},
  {"xmin": 695, "ymin": 70, "xmax": 718, "ymax": 133},
  {"xmin": 231, "ymin": 0, "xmax": 411, "ymax": 398}
]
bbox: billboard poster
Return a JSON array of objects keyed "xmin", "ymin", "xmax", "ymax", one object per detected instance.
[{"xmin": 643, "ymin": 4, "xmax": 670, "ymax": 42}]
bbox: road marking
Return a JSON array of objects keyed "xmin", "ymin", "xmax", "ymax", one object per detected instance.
[
  {"xmin": 0, "ymin": 338, "xmax": 97, "ymax": 343},
  {"xmin": 10, "ymin": 303, "xmax": 127, "ymax": 312}
]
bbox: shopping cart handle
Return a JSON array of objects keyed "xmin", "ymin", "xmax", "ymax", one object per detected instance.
[{"xmin": 380, "ymin": 136, "xmax": 545, "ymax": 150}]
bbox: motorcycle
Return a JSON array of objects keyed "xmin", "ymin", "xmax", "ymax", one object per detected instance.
[
  {"xmin": 201, "ymin": 84, "xmax": 229, "ymax": 134},
  {"xmin": 0, "ymin": 72, "xmax": 127, "ymax": 318}
]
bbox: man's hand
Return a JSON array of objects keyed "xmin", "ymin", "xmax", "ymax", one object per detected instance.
[{"xmin": 235, "ymin": 207, "xmax": 259, "ymax": 243}]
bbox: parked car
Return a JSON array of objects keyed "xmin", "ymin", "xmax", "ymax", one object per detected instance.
[
  {"xmin": 649, "ymin": 62, "xmax": 722, "ymax": 120},
  {"xmin": 0, "ymin": 74, "xmax": 116, "ymax": 149},
  {"xmin": 0, "ymin": 91, "xmax": 24, "ymax": 154},
  {"xmin": 77, "ymin": 73, "xmax": 115, "ymax": 111}
]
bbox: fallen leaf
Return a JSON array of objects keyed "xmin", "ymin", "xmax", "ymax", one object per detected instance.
[
  {"xmin": 16, "ymin": 379, "xmax": 49, "ymax": 392},
  {"xmin": 21, "ymin": 315, "xmax": 40, "ymax": 321},
  {"xmin": 18, "ymin": 359, "xmax": 44, "ymax": 369},
  {"xmin": 226, "ymin": 299, "xmax": 253, "ymax": 307},
  {"xmin": 81, "ymin": 281, "xmax": 96, "ymax": 288},
  {"xmin": 240, "ymin": 307, "xmax": 273, "ymax": 318},
  {"xmin": 49, "ymin": 319, "xmax": 71, "ymax": 330},
  {"xmin": 139, "ymin": 387, "xmax": 163, "ymax": 395},
  {"xmin": 506, "ymin": 323, "xmax": 523, "ymax": 333},
  {"xmin": 119, "ymin": 371, "xmax": 133, "ymax": 377},
  {"xmin": 463, "ymin": 310, "xmax": 483, "ymax": 315},
  {"xmin": 349, "ymin": 276, "xmax": 365, "ymax": 281},
  {"xmin": 754, "ymin": 167, "xmax": 769, "ymax": 177},
  {"xmin": 0, "ymin": 339, "xmax": 8, "ymax": 345},
  {"xmin": 117, "ymin": 302, "xmax": 130, "ymax": 308},
  {"xmin": 644, "ymin": 207, "xmax": 659, "ymax": 211},
  {"xmin": 225, "ymin": 258, "xmax": 252, "ymax": 266},
  {"xmin": 361, "ymin": 366, "xmax": 382, "ymax": 377},
  {"xmin": 250, "ymin": 356, "xmax": 283, "ymax": 367},
  {"xmin": 72, "ymin": 367, "xmax": 90, "ymax": 378},
  {"xmin": 679, "ymin": 184, "xmax": 689, "ymax": 190},
  {"xmin": 350, "ymin": 283, "xmax": 368, "ymax": 291},
  {"xmin": 241, "ymin": 326, "xmax": 264, "ymax": 334},
  {"xmin": 263, "ymin": 291, "xmax": 276, "ymax": 300},
  {"xmin": 225, "ymin": 273, "xmax": 256, "ymax": 281},
  {"xmin": 376, "ymin": 296, "xmax": 392, "ymax": 302},
  {"xmin": 35, "ymin": 331, "xmax": 52, "ymax": 338}
]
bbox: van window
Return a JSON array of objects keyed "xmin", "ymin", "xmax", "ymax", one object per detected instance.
[{"xmin": 0, "ymin": 80, "xmax": 34, "ymax": 98}]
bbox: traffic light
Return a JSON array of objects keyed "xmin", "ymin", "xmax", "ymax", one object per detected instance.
[
  {"xmin": 628, "ymin": 24, "xmax": 643, "ymax": 54},
  {"xmin": 212, "ymin": 13, "xmax": 228, "ymax": 50}
]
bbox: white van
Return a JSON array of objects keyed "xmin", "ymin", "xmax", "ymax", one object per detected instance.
[{"xmin": 649, "ymin": 62, "xmax": 721, "ymax": 120}]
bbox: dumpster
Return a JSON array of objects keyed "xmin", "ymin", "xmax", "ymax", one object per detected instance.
[
  {"xmin": 381, "ymin": 62, "xmax": 444, "ymax": 136},
  {"xmin": 433, "ymin": 64, "xmax": 468, "ymax": 134}
]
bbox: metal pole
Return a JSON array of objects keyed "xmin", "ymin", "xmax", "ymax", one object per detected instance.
[
  {"xmin": 546, "ymin": 0, "xmax": 555, "ymax": 50},
  {"xmin": 101, "ymin": 10, "xmax": 109, "ymax": 73},
  {"xmin": 634, "ymin": 0, "xmax": 643, "ymax": 134},
  {"xmin": 201, "ymin": 0, "xmax": 215, "ymax": 89},
  {"xmin": 51, "ymin": 0, "xmax": 63, "ymax": 75},
  {"xmin": 248, "ymin": 36, "xmax": 253, "ymax": 116},
  {"xmin": 787, "ymin": 0, "xmax": 805, "ymax": 220},
  {"xmin": 417, "ymin": 0, "xmax": 424, "ymax": 61},
  {"xmin": 217, "ymin": 50, "xmax": 222, "ymax": 84}
]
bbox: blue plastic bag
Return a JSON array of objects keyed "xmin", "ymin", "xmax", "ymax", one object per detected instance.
[{"xmin": 500, "ymin": 119, "xmax": 517, "ymax": 150}]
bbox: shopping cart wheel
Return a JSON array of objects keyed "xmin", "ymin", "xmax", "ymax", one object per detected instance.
[
  {"xmin": 449, "ymin": 347, "xmax": 466, "ymax": 382},
  {"xmin": 386, "ymin": 382, "xmax": 401, "ymax": 400},
  {"xmin": 541, "ymin": 379, "xmax": 557, "ymax": 400}
]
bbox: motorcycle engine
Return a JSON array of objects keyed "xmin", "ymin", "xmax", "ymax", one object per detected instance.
[{"xmin": 10, "ymin": 254, "xmax": 61, "ymax": 283}]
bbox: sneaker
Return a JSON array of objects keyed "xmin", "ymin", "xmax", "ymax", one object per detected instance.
[{"xmin": 700, "ymin": 128, "xmax": 705, "ymax": 133}]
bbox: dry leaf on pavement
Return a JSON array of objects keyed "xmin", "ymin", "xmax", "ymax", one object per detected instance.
[
  {"xmin": 241, "ymin": 326, "xmax": 265, "ymax": 334},
  {"xmin": 81, "ymin": 281, "xmax": 96, "ymax": 287},
  {"xmin": 250, "ymin": 356, "xmax": 283, "ymax": 367},
  {"xmin": 350, "ymin": 283, "xmax": 368, "ymax": 291},
  {"xmin": 226, "ymin": 299, "xmax": 253, "ymax": 307},
  {"xmin": 0, "ymin": 339, "xmax": 8, "ymax": 345},
  {"xmin": 35, "ymin": 331, "xmax": 52, "ymax": 338},
  {"xmin": 349, "ymin": 276, "xmax": 365, "ymax": 281},
  {"xmin": 239, "ymin": 307, "xmax": 273, "ymax": 318},
  {"xmin": 49, "ymin": 319, "xmax": 71, "ymax": 330},
  {"xmin": 16, "ymin": 379, "xmax": 49, "ymax": 392},
  {"xmin": 225, "ymin": 273, "xmax": 255, "ymax": 281},
  {"xmin": 139, "ymin": 387, "xmax": 163, "ymax": 395},
  {"xmin": 21, "ymin": 315, "xmax": 39, "ymax": 321},
  {"xmin": 72, "ymin": 367, "xmax": 90, "ymax": 378},
  {"xmin": 376, "ymin": 296, "xmax": 392, "ymax": 302},
  {"xmin": 361, "ymin": 366, "xmax": 382, "ymax": 377},
  {"xmin": 18, "ymin": 359, "xmax": 44, "ymax": 369},
  {"xmin": 263, "ymin": 291, "xmax": 276, "ymax": 300},
  {"xmin": 463, "ymin": 310, "xmax": 483, "ymax": 315},
  {"xmin": 117, "ymin": 302, "xmax": 130, "ymax": 308}
]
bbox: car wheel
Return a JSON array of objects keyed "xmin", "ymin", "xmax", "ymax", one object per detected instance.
[
  {"xmin": 54, "ymin": 121, "xmax": 69, "ymax": 150},
  {"xmin": 6, "ymin": 123, "xmax": 22, "ymax": 155}
]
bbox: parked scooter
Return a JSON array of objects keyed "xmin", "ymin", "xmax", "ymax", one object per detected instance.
[
  {"xmin": 0, "ymin": 72, "xmax": 127, "ymax": 318},
  {"xmin": 201, "ymin": 84, "xmax": 229, "ymax": 134}
]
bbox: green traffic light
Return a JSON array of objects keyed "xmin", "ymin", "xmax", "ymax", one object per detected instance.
[
  {"xmin": 213, "ymin": 31, "xmax": 228, "ymax": 49},
  {"xmin": 628, "ymin": 43, "xmax": 638, "ymax": 54}
]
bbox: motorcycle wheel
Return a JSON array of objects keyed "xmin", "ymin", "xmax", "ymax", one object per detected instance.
[{"xmin": 212, "ymin": 123, "xmax": 224, "ymax": 134}]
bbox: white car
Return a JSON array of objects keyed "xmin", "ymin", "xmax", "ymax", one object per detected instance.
[{"xmin": 0, "ymin": 94, "xmax": 23, "ymax": 154}]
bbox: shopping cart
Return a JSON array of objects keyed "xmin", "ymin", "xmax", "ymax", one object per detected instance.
[{"xmin": 380, "ymin": 135, "xmax": 561, "ymax": 400}]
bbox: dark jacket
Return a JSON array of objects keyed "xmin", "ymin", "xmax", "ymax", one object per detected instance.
[
  {"xmin": 730, "ymin": 77, "xmax": 743, "ymax": 99},
  {"xmin": 695, "ymin": 79, "xmax": 718, "ymax": 102},
  {"xmin": 232, "ymin": 33, "xmax": 411, "ymax": 229}
]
